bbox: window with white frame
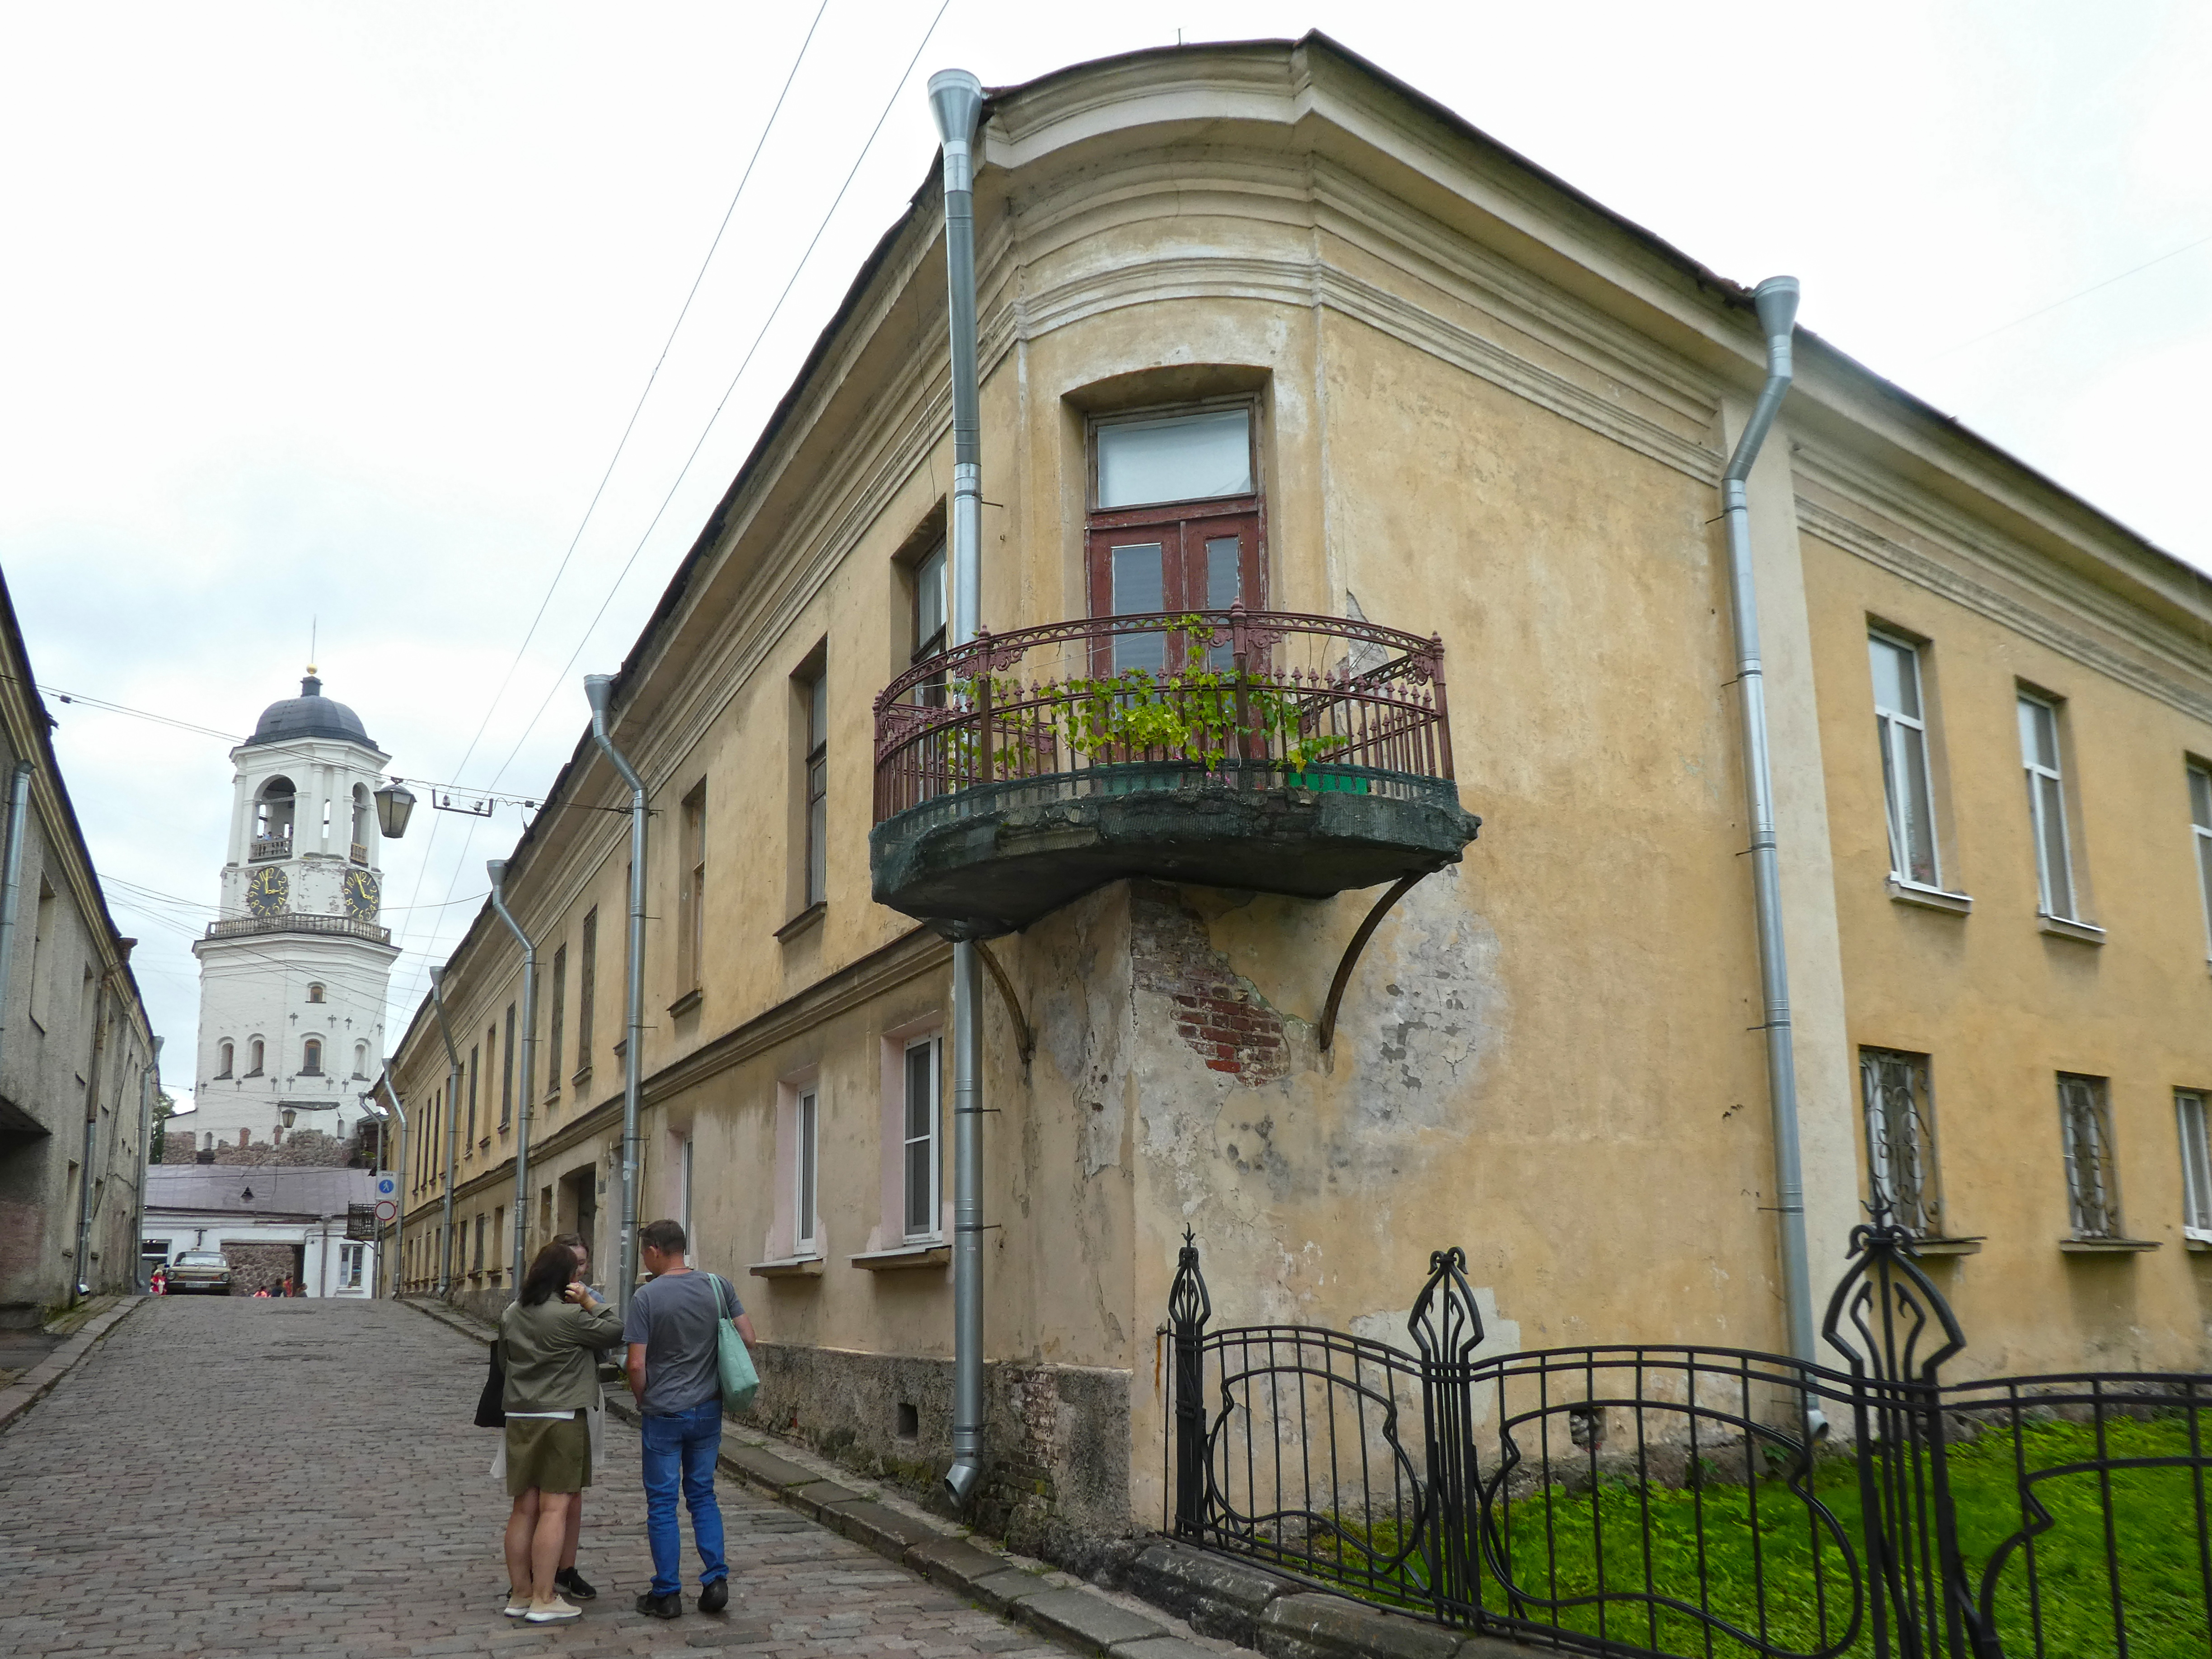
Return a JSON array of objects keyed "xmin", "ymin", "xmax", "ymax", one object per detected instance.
[
  {"xmin": 794, "ymin": 1089, "xmax": 819, "ymax": 1255},
  {"xmin": 2190, "ymin": 766, "xmax": 2212, "ymax": 958},
  {"xmin": 2178, "ymin": 1089, "xmax": 2212, "ymax": 1243},
  {"xmin": 339, "ymin": 1242, "xmax": 365, "ymax": 1289},
  {"xmin": 1859, "ymin": 1048, "xmax": 1941, "ymax": 1235},
  {"xmin": 903, "ymin": 1036, "xmax": 941, "ymax": 1239},
  {"xmin": 2058, "ymin": 1073, "xmax": 2121, "ymax": 1240},
  {"xmin": 1869, "ymin": 633, "xmax": 1940, "ymax": 888},
  {"xmin": 2018, "ymin": 693, "xmax": 2077, "ymax": 919}
]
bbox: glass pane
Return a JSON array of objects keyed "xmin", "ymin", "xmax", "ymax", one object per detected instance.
[
  {"xmin": 797, "ymin": 1095, "xmax": 816, "ymax": 1243},
  {"xmin": 1111, "ymin": 542, "xmax": 1166, "ymax": 674},
  {"xmin": 2180, "ymin": 1094, "xmax": 2212, "ymax": 1231},
  {"xmin": 1204, "ymin": 537, "xmax": 1242, "ymax": 609},
  {"xmin": 806, "ymin": 782, "xmax": 827, "ymax": 907},
  {"xmin": 914, "ymin": 544, "xmax": 946, "ymax": 656},
  {"xmin": 1898, "ymin": 724, "xmax": 1938, "ymax": 886},
  {"xmin": 2193, "ymin": 767, "xmax": 2212, "ymax": 831},
  {"xmin": 809, "ymin": 673, "xmax": 828, "ymax": 750},
  {"xmin": 2018, "ymin": 697, "xmax": 2057, "ymax": 769},
  {"xmin": 1096, "ymin": 408, "xmax": 1251, "ymax": 508},
  {"xmin": 905, "ymin": 1043, "xmax": 933, "ymax": 1143},
  {"xmin": 1868, "ymin": 636, "xmax": 1917, "ymax": 718},
  {"xmin": 906, "ymin": 1139, "xmax": 931, "ymax": 1236},
  {"xmin": 2038, "ymin": 773, "xmax": 2072, "ymax": 916},
  {"xmin": 2198, "ymin": 835, "xmax": 2212, "ymax": 951}
]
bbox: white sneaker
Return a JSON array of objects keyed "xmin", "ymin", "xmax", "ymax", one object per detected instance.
[
  {"xmin": 525, "ymin": 1597, "xmax": 582, "ymax": 1623},
  {"xmin": 503, "ymin": 1600, "xmax": 530, "ymax": 1619}
]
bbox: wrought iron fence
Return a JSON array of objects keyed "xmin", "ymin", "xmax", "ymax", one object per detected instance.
[
  {"xmin": 1164, "ymin": 1221, "xmax": 2212, "ymax": 1658},
  {"xmin": 872, "ymin": 606, "xmax": 1454, "ymax": 822}
]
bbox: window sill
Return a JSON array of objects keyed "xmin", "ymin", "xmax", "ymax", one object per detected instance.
[
  {"xmin": 572, "ymin": 1067, "xmax": 592, "ymax": 1089},
  {"xmin": 2059, "ymin": 1237, "xmax": 2159, "ymax": 1254},
  {"xmin": 2187, "ymin": 1238, "xmax": 2212, "ymax": 1254},
  {"xmin": 1906, "ymin": 1236, "xmax": 1984, "ymax": 1256},
  {"xmin": 747, "ymin": 1255, "xmax": 825, "ymax": 1279},
  {"xmin": 851, "ymin": 1242, "xmax": 949, "ymax": 1271},
  {"xmin": 775, "ymin": 902, "xmax": 827, "ymax": 943},
  {"xmin": 613, "ymin": 1039, "xmax": 628, "ymax": 1060},
  {"xmin": 2039, "ymin": 914, "xmax": 2105, "ymax": 946},
  {"xmin": 668, "ymin": 988, "xmax": 702, "ymax": 1018},
  {"xmin": 1888, "ymin": 880, "xmax": 1972, "ymax": 915}
]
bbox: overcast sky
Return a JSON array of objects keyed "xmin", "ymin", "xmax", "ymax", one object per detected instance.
[{"xmin": 2, "ymin": 1, "xmax": 2204, "ymax": 1114}]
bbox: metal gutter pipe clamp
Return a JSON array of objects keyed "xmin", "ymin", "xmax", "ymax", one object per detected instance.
[
  {"xmin": 1717, "ymin": 276, "xmax": 1820, "ymax": 1407},
  {"xmin": 929, "ymin": 63, "xmax": 988, "ymax": 1513},
  {"xmin": 428, "ymin": 965, "xmax": 464, "ymax": 1298},
  {"xmin": 585, "ymin": 673, "xmax": 648, "ymax": 1321},
  {"xmin": 487, "ymin": 859, "xmax": 539, "ymax": 1295}
]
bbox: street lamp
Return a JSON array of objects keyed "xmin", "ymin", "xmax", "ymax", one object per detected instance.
[
  {"xmin": 373, "ymin": 780, "xmax": 417, "ymax": 839},
  {"xmin": 281, "ymin": 1106, "xmax": 296, "ymax": 1129}
]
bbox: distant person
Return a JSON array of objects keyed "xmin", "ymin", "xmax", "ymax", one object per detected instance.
[
  {"xmin": 252, "ymin": 1287, "xmax": 271, "ymax": 1299},
  {"xmin": 624, "ymin": 1218, "xmax": 752, "ymax": 1619},
  {"xmin": 498, "ymin": 1241, "xmax": 622, "ymax": 1624},
  {"xmin": 150, "ymin": 1264, "xmax": 166, "ymax": 1296}
]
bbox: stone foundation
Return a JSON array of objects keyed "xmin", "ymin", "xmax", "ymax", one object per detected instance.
[
  {"xmin": 166, "ymin": 1129, "xmax": 362, "ymax": 1169},
  {"xmin": 225, "ymin": 1242, "xmax": 304, "ymax": 1295},
  {"xmin": 743, "ymin": 1341, "xmax": 1132, "ymax": 1574}
]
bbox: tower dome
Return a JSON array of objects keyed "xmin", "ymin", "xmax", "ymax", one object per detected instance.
[{"xmin": 241, "ymin": 671, "xmax": 375, "ymax": 750}]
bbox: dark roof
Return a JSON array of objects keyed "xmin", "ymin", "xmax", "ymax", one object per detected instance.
[
  {"xmin": 145, "ymin": 1164, "xmax": 377, "ymax": 1218},
  {"xmin": 242, "ymin": 674, "xmax": 376, "ymax": 751}
]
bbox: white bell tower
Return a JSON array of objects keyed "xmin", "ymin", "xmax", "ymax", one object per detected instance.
[{"xmin": 187, "ymin": 669, "xmax": 400, "ymax": 1153}]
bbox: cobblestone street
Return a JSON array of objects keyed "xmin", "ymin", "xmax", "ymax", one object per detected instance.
[{"xmin": 0, "ymin": 1299, "xmax": 1075, "ymax": 1659}]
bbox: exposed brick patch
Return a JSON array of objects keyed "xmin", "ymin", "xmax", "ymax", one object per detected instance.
[{"xmin": 1129, "ymin": 882, "xmax": 1287, "ymax": 1085}]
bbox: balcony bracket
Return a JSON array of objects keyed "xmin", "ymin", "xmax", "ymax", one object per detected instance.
[
  {"xmin": 1317, "ymin": 872, "xmax": 1426, "ymax": 1052},
  {"xmin": 972, "ymin": 938, "xmax": 1034, "ymax": 1069}
]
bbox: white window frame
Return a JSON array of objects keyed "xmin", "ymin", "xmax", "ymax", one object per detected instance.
[
  {"xmin": 2179, "ymin": 1089, "xmax": 2212, "ymax": 1244},
  {"xmin": 902, "ymin": 1035, "xmax": 942, "ymax": 1241},
  {"xmin": 1869, "ymin": 632, "xmax": 1941, "ymax": 890},
  {"xmin": 339, "ymin": 1242, "xmax": 364, "ymax": 1289},
  {"xmin": 794, "ymin": 1089, "xmax": 819, "ymax": 1255},
  {"xmin": 2189, "ymin": 765, "xmax": 2212, "ymax": 961},
  {"xmin": 2018, "ymin": 692, "xmax": 2076, "ymax": 920}
]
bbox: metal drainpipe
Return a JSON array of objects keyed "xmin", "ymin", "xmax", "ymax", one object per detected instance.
[
  {"xmin": 377, "ymin": 1073, "xmax": 408, "ymax": 1297},
  {"xmin": 0, "ymin": 760, "xmax": 36, "ymax": 1078},
  {"xmin": 73, "ymin": 972, "xmax": 113, "ymax": 1300},
  {"xmin": 133, "ymin": 1036, "xmax": 162, "ymax": 1291},
  {"xmin": 1718, "ymin": 276, "xmax": 1821, "ymax": 1393},
  {"xmin": 928, "ymin": 65, "xmax": 988, "ymax": 1511},
  {"xmin": 428, "ymin": 966, "xmax": 463, "ymax": 1298},
  {"xmin": 487, "ymin": 858, "xmax": 538, "ymax": 1293},
  {"xmin": 584, "ymin": 675, "xmax": 648, "ymax": 1323}
]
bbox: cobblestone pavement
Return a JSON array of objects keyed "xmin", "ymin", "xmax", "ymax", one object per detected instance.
[{"xmin": 0, "ymin": 1297, "xmax": 1071, "ymax": 1659}]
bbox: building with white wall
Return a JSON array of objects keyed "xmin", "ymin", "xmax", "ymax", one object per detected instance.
[
  {"xmin": 144, "ymin": 1164, "xmax": 377, "ymax": 1296},
  {"xmin": 186, "ymin": 672, "xmax": 398, "ymax": 1153}
]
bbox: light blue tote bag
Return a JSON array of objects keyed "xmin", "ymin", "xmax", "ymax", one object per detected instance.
[{"xmin": 709, "ymin": 1273, "xmax": 759, "ymax": 1413}]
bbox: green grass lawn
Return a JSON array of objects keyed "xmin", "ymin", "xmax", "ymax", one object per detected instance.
[{"xmin": 1294, "ymin": 1418, "xmax": 2212, "ymax": 1658}]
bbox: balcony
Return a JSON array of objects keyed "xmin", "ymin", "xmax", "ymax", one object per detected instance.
[
  {"xmin": 249, "ymin": 835, "xmax": 291, "ymax": 862},
  {"xmin": 205, "ymin": 914, "xmax": 393, "ymax": 945},
  {"xmin": 870, "ymin": 608, "xmax": 1481, "ymax": 938}
]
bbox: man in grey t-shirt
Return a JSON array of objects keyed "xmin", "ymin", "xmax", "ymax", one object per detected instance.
[{"xmin": 623, "ymin": 1219, "xmax": 756, "ymax": 1618}]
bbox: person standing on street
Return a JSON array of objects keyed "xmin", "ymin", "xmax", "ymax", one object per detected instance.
[
  {"xmin": 500, "ymin": 1241, "xmax": 623, "ymax": 1624},
  {"xmin": 623, "ymin": 1218, "xmax": 754, "ymax": 1619}
]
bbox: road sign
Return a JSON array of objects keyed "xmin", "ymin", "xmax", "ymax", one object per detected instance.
[
  {"xmin": 375, "ymin": 1200, "xmax": 398, "ymax": 1223},
  {"xmin": 373, "ymin": 1174, "xmax": 400, "ymax": 1202}
]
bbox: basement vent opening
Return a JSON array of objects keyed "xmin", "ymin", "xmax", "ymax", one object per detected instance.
[{"xmin": 896, "ymin": 1402, "xmax": 919, "ymax": 1441}]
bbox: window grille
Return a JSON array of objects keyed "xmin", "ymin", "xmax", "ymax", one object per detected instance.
[
  {"xmin": 1859, "ymin": 1048, "xmax": 1940, "ymax": 1234},
  {"xmin": 548, "ymin": 942, "xmax": 567, "ymax": 1089},
  {"xmin": 1870, "ymin": 634, "xmax": 1939, "ymax": 887},
  {"xmin": 805, "ymin": 673, "xmax": 829, "ymax": 908},
  {"xmin": 2058, "ymin": 1073, "xmax": 2120, "ymax": 1239},
  {"xmin": 301, "ymin": 1038, "xmax": 322, "ymax": 1075},
  {"xmin": 576, "ymin": 909, "xmax": 597, "ymax": 1076},
  {"xmin": 904, "ymin": 1037, "xmax": 941, "ymax": 1239},
  {"xmin": 2179, "ymin": 1090, "xmax": 2212, "ymax": 1242},
  {"xmin": 794, "ymin": 1090, "xmax": 819, "ymax": 1253},
  {"xmin": 2018, "ymin": 694, "xmax": 2076, "ymax": 919}
]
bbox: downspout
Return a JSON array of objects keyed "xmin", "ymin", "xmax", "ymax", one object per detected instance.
[
  {"xmin": 1718, "ymin": 277, "xmax": 1819, "ymax": 1388},
  {"xmin": 487, "ymin": 858, "xmax": 538, "ymax": 1295},
  {"xmin": 0, "ymin": 760, "xmax": 36, "ymax": 1078},
  {"xmin": 377, "ymin": 1073, "xmax": 408, "ymax": 1298},
  {"xmin": 584, "ymin": 674, "xmax": 647, "ymax": 1322},
  {"xmin": 928, "ymin": 65, "xmax": 988, "ymax": 1511},
  {"xmin": 134, "ymin": 1036, "xmax": 162, "ymax": 1290},
  {"xmin": 428, "ymin": 966, "xmax": 463, "ymax": 1298},
  {"xmin": 73, "ymin": 972, "xmax": 113, "ymax": 1300}
]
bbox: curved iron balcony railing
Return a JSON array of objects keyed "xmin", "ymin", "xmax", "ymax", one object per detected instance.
[
  {"xmin": 204, "ymin": 914, "xmax": 392, "ymax": 946},
  {"xmin": 870, "ymin": 607, "xmax": 1479, "ymax": 937}
]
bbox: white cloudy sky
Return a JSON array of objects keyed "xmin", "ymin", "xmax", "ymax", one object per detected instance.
[{"xmin": 1, "ymin": 2, "xmax": 2205, "ymax": 1113}]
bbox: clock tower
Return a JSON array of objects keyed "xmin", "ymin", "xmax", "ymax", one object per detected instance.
[{"xmin": 187, "ymin": 670, "xmax": 400, "ymax": 1152}]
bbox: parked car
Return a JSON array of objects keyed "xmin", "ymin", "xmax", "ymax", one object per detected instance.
[{"xmin": 166, "ymin": 1250, "xmax": 233, "ymax": 1295}]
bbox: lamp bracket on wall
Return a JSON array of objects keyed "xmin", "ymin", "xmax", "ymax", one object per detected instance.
[{"xmin": 1317, "ymin": 872, "xmax": 1429, "ymax": 1052}]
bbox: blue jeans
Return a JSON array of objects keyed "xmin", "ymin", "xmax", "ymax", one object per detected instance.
[{"xmin": 639, "ymin": 1397, "xmax": 726, "ymax": 1597}]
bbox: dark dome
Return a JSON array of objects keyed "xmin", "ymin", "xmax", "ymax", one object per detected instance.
[{"xmin": 242, "ymin": 675, "xmax": 377, "ymax": 750}]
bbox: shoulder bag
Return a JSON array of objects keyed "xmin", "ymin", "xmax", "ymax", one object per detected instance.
[{"xmin": 708, "ymin": 1273, "xmax": 759, "ymax": 1414}]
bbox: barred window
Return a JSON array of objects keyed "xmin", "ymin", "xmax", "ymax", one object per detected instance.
[
  {"xmin": 2058, "ymin": 1073, "xmax": 2120, "ymax": 1240},
  {"xmin": 1859, "ymin": 1048, "xmax": 1940, "ymax": 1234},
  {"xmin": 2178, "ymin": 1090, "xmax": 2212, "ymax": 1242}
]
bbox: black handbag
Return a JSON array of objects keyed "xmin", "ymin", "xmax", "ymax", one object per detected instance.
[{"xmin": 475, "ymin": 1341, "xmax": 506, "ymax": 1429}]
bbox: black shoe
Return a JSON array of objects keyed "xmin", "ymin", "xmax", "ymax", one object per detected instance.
[
  {"xmin": 699, "ymin": 1578, "xmax": 729, "ymax": 1614},
  {"xmin": 555, "ymin": 1567, "xmax": 597, "ymax": 1601},
  {"xmin": 635, "ymin": 1591, "xmax": 683, "ymax": 1620}
]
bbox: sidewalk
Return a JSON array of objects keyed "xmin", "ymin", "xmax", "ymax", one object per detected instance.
[{"xmin": 0, "ymin": 1296, "xmax": 143, "ymax": 1436}]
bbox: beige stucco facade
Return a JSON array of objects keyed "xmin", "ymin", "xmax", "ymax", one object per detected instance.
[{"xmin": 386, "ymin": 36, "xmax": 2212, "ymax": 1561}]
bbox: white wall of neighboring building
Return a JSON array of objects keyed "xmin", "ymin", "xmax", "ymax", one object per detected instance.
[{"xmin": 144, "ymin": 1214, "xmax": 377, "ymax": 1298}]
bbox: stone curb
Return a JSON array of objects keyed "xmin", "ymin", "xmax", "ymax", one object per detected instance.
[
  {"xmin": 0, "ymin": 1295, "xmax": 147, "ymax": 1437},
  {"xmin": 392, "ymin": 1298, "xmax": 1529, "ymax": 1659}
]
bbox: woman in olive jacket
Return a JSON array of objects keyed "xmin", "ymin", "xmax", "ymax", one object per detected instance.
[{"xmin": 499, "ymin": 1241, "xmax": 624, "ymax": 1622}]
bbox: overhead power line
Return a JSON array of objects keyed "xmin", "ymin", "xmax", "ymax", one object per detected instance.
[{"xmin": 1925, "ymin": 231, "xmax": 2212, "ymax": 361}]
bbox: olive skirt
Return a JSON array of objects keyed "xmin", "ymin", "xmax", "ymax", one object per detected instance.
[{"xmin": 504, "ymin": 1412, "xmax": 591, "ymax": 1496}]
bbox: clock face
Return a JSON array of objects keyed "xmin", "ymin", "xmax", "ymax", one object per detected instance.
[
  {"xmin": 342, "ymin": 868, "xmax": 380, "ymax": 920},
  {"xmin": 244, "ymin": 865, "xmax": 289, "ymax": 918}
]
